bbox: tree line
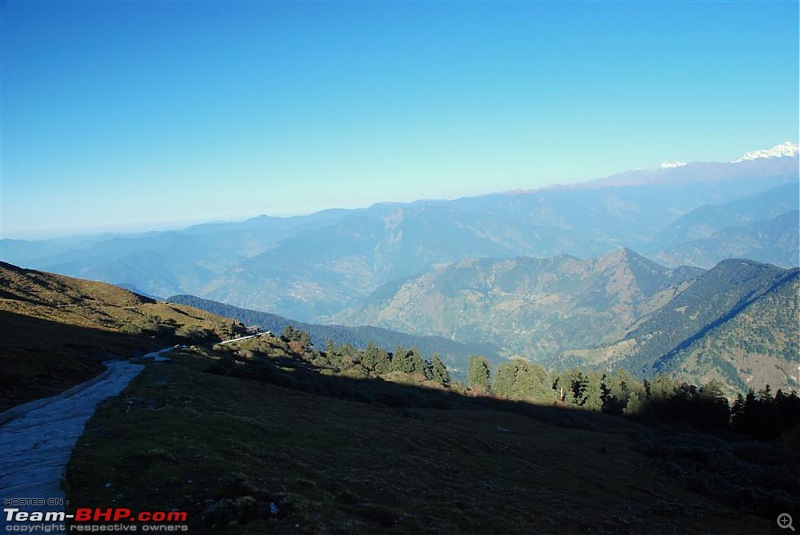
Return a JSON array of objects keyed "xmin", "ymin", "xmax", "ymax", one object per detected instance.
[
  {"xmin": 227, "ymin": 325, "xmax": 452, "ymax": 388},
  {"xmin": 217, "ymin": 326, "xmax": 799, "ymax": 444},
  {"xmin": 466, "ymin": 355, "xmax": 800, "ymax": 441}
]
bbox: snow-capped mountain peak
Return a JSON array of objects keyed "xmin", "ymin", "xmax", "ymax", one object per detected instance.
[
  {"xmin": 732, "ymin": 141, "xmax": 799, "ymax": 163},
  {"xmin": 659, "ymin": 161, "xmax": 688, "ymax": 169}
]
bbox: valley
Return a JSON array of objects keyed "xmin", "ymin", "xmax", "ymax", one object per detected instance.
[
  {"xmin": 4, "ymin": 3, "xmax": 799, "ymax": 532},
  {"xmin": 343, "ymin": 252, "xmax": 799, "ymax": 395},
  {"xmin": 0, "ymin": 147, "xmax": 797, "ymax": 534},
  {"xmin": 2, "ymin": 147, "xmax": 797, "ymax": 397},
  {"xmin": 0, "ymin": 223, "xmax": 797, "ymax": 533}
]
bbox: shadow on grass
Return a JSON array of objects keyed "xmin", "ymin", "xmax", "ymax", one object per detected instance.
[
  {"xmin": 207, "ymin": 344, "xmax": 800, "ymax": 518},
  {"xmin": 0, "ymin": 310, "xmax": 183, "ymax": 410},
  {"xmin": 205, "ymin": 345, "xmax": 800, "ymax": 521}
]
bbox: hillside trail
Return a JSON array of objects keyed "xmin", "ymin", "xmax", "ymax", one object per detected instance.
[{"xmin": 0, "ymin": 360, "xmax": 145, "ymax": 530}]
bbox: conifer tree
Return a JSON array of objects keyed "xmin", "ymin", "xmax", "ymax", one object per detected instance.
[
  {"xmin": 581, "ymin": 372, "xmax": 604, "ymax": 411},
  {"xmin": 282, "ymin": 325, "xmax": 297, "ymax": 342},
  {"xmin": 408, "ymin": 348, "xmax": 426, "ymax": 375},
  {"xmin": 430, "ymin": 354, "xmax": 451, "ymax": 386},
  {"xmin": 528, "ymin": 364, "xmax": 550, "ymax": 402},
  {"xmin": 361, "ymin": 341, "xmax": 380, "ymax": 370},
  {"xmin": 512, "ymin": 361, "xmax": 534, "ymax": 400},
  {"xmin": 325, "ymin": 338, "xmax": 337, "ymax": 357},
  {"xmin": 562, "ymin": 368, "xmax": 587, "ymax": 405},
  {"xmin": 392, "ymin": 346, "xmax": 426, "ymax": 374},
  {"xmin": 375, "ymin": 354, "xmax": 393, "ymax": 375},
  {"xmin": 492, "ymin": 361, "xmax": 517, "ymax": 398},
  {"xmin": 467, "ymin": 355, "xmax": 492, "ymax": 394}
]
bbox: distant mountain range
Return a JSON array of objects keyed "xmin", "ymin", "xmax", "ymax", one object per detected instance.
[
  {"xmin": 646, "ymin": 182, "xmax": 799, "ymax": 268},
  {"xmin": 338, "ymin": 248, "xmax": 703, "ymax": 359},
  {"xmin": 2, "ymin": 144, "xmax": 797, "ymax": 323},
  {"xmin": 732, "ymin": 140, "xmax": 799, "ymax": 162},
  {"xmin": 340, "ymin": 251, "xmax": 799, "ymax": 395},
  {"xmin": 1, "ymin": 143, "xmax": 797, "ymax": 393}
]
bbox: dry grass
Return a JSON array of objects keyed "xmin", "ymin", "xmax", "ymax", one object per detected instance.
[{"xmin": 0, "ymin": 262, "xmax": 247, "ymax": 409}]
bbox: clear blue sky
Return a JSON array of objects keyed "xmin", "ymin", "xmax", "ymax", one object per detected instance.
[{"xmin": 2, "ymin": 1, "xmax": 798, "ymax": 239}]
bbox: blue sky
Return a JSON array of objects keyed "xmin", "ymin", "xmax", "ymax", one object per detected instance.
[{"xmin": 2, "ymin": 1, "xmax": 798, "ymax": 239}]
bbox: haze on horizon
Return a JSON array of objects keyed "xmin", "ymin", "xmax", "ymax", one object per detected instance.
[{"xmin": 1, "ymin": 1, "xmax": 798, "ymax": 240}]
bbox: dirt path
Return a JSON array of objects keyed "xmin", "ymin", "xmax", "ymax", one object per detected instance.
[{"xmin": 0, "ymin": 360, "xmax": 144, "ymax": 530}]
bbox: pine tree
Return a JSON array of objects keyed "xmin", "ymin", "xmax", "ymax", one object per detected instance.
[
  {"xmin": 649, "ymin": 374, "xmax": 677, "ymax": 401},
  {"xmin": 492, "ymin": 361, "xmax": 517, "ymax": 398},
  {"xmin": 562, "ymin": 368, "xmax": 587, "ymax": 406},
  {"xmin": 623, "ymin": 390, "xmax": 646, "ymax": 416},
  {"xmin": 325, "ymin": 339, "xmax": 337, "ymax": 357},
  {"xmin": 361, "ymin": 341, "xmax": 380, "ymax": 370},
  {"xmin": 430, "ymin": 354, "xmax": 451, "ymax": 386},
  {"xmin": 390, "ymin": 345, "xmax": 407, "ymax": 373},
  {"xmin": 408, "ymin": 348, "xmax": 426, "ymax": 375},
  {"xmin": 512, "ymin": 361, "xmax": 535, "ymax": 400},
  {"xmin": 601, "ymin": 369, "xmax": 637, "ymax": 415},
  {"xmin": 392, "ymin": 346, "xmax": 426, "ymax": 375},
  {"xmin": 528, "ymin": 364, "xmax": 550, "ymax": 402},
  {"xmin": 467, "ymin": 355, "xmax": 492, "ymax": 395},
  {"xmin": 373, "ymin": 347, "xmax": 393, "ymax": 375},
  {"xmin": 282, "ymin": 325, "xmax": 297, "ymax": 342},
  {"xmin": 581, "ymin": 372, "xmax": 604, "ymax": 411}
]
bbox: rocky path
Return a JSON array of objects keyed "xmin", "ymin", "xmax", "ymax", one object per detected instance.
[{"xmin": 0, "ymin": 360, "xmax": 144, "ymax": 530}]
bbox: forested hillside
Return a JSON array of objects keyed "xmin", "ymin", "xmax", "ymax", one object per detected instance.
[
  {"xmin": 167, "ymin": 294, "xmax": 502, "ymax": 374},
  {"xmin": 339, "ymin": 249, "xmax": 703, "ymax": 359},
  {"xmin": 65, "ymin": 325, "xmax": 798, "ymax": 532},
  {"xmin": 342, "ymin": 253, "xmax": 798, "ymax": 395},
  {"xmin": 567, "ymin": 260, "xmax": 800, "ymax": 394}
]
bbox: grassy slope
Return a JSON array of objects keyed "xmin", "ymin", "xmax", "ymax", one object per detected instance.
[
  {"xmin": 0, "ymin": 310, "xmax": 132, "ymax": 410},
  {"xmin": 1, "ymin": 261, "xmax": 792, "ymax": 533},
  {"xmin": 0, "ymin": 262, "xmax": 247, "ymax": 410},
  {"xmin": 66, "ymin": 349, "xmax": 769, "ymax": 534}
]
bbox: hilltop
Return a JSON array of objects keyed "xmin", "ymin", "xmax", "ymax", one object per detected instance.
[
  {"xmin": 0, "ymin": 261, "xmax": 248, "ymax": 409},
  {"xmin": 64, "ymin": 346, "xmax": 783, "ymax": 534}
]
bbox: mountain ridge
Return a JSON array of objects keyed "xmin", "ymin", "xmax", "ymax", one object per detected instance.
[
  {"xmin": 338, "ymin": 248, "xmax": 705, "ymax": 361},
  {"xmin": 340, "ymin": 252, "xmax": 798, "ymax": 394},
  {"xmin": 732, "ymin": 141, "xmax": 799, "ymax": 162},
  {"xmin": 561, "ymin": 259, "xmax": 800, "ymax": 393},
  {"xmin": 1, "ymin": 149, "xmax": 797, "ymax": 322}
]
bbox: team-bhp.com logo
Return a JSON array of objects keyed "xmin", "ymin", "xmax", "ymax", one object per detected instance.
[{"xmin": 4, "ymin": 506, "xmax": 188, "ymax": 532}]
